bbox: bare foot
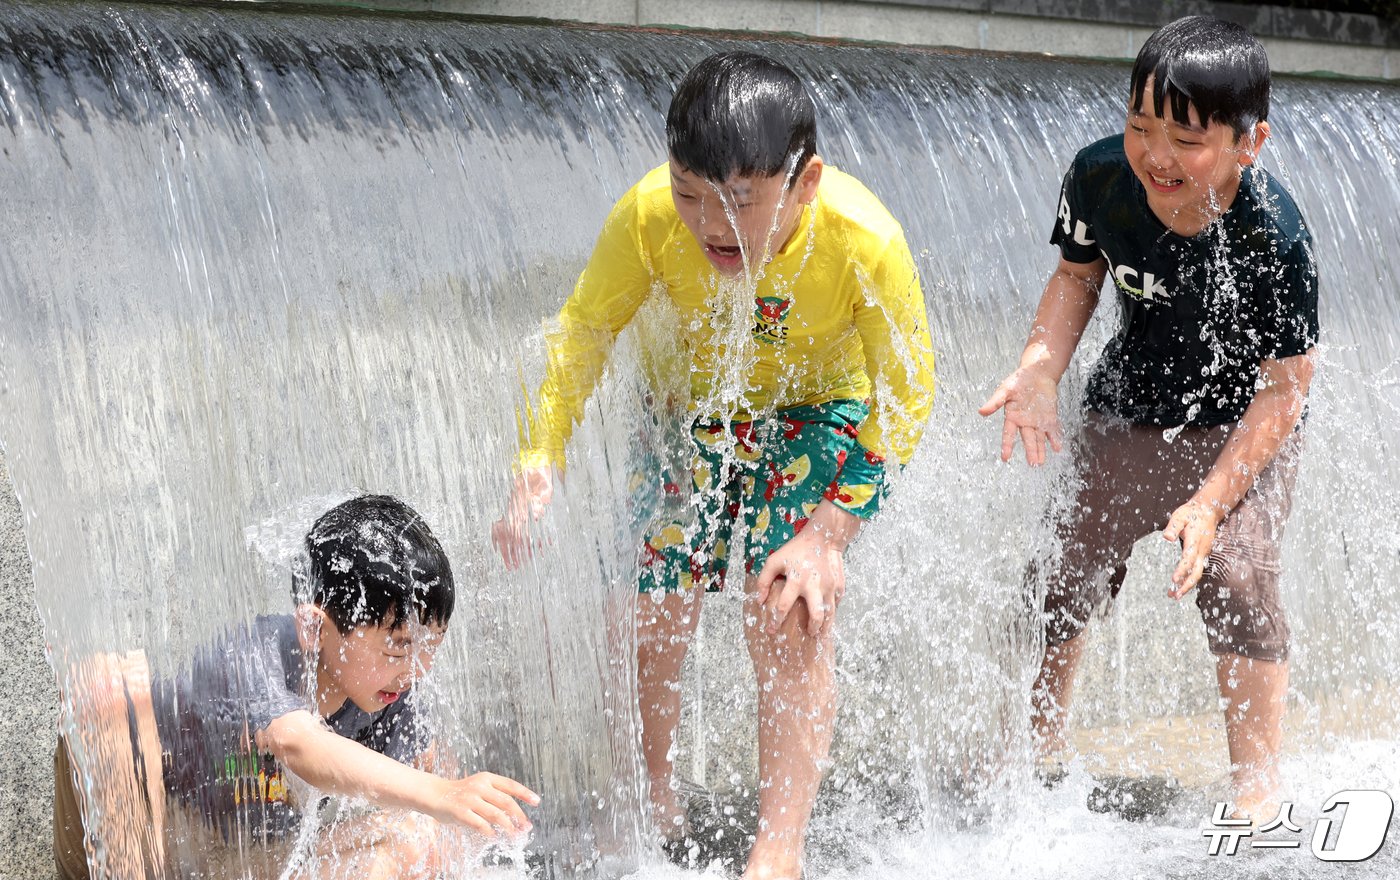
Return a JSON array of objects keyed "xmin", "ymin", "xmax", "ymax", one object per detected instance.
[
  {"xmin": 1031, "ymin": 722, "xmax": 1068, "ymax": 760},
  {"xmin": 1228, "ymin": 767, "xmax": 1284, "ymax": 827},
  {"xmin": 742, "ymin": 841, "xmax": 803, "ymax": 880},
  {"xmin": 1230, "ymin": 791, "xmax": 1284, "ymax": 827},
  {"xmin": 650, "ymin": 788, "xmax": 687, "ymax": 842}
]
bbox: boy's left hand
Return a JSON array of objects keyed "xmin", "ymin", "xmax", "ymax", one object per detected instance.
[
  {"xmin": 491, "ymin": 465, "xmax": 554, "ymax": 569},
  {"xmin": 755, "ymin": 501, "xmax": 861, "ymax": 637},
  {"xmin": 1162, "ymin": 498, "xmax": 1224, "ymax": 599}
]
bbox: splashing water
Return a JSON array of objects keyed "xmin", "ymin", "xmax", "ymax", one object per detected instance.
[{"xmin": 2, "ymin": 1, "xmax": 1398, "ymax": 877}]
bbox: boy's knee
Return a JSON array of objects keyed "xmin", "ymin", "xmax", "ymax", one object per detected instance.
[
  {"xmin": 386, "ymin": 814, "xmax": 441, "ymax": 876},
  {"xmin": 311, "ymin": 812, "xmax": 442, "ymax": 880},
  {"xmin": 1197, "ymin": 552, "xmax": 1290, "ymax": 663},
  {"xmin": 1043, "ymin": 617, "xmax": 1085, "ymax": 652},
  {"xmin": 745, "ymin": 607, "xmax": 830, "ymax": 676},
  {"xmin": 1041, "ymin": 562, "xmax": 1125, "ymax": 648}
]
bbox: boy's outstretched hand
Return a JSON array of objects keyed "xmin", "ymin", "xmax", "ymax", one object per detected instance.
[
  {"xmin": 429, "ymin": 772, "xmax": 541, "ymax": 839},
  {"xmin": 1162, "ymin": 498, "xmax": 1222, "ymax": 599},
  {"xmin": 754, "ymin": 500, "xmax": 861, "ymax": 637},
  {"xmin": 979, "ymin": 365, "xmax": 1064, "ymax": 467},
  {"xmin": 491, "ymin": 465, "xmax": 554, "ymax": 569}
]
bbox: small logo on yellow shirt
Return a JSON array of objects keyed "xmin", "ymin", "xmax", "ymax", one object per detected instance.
[{"xmin": 753, "ymin": 296, "xmax": 791, "ymax": 344}]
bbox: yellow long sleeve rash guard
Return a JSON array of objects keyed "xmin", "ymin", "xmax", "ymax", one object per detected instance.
[{"xmin": 521, "ymin": 164, "xmax": 935, "ymax": 517}]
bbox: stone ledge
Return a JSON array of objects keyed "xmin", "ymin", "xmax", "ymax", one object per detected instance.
[
  {"xmin": 224, "ymin": 0, "xmax": 1400, "ymax": 79},
  {"xmin": 867, "ymin": 0, "xmax": 1399, "ymax": 48}
]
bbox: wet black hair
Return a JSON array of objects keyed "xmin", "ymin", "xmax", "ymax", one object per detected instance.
[
  {"xmin": 297, "ymin": 494, "xmax": 455, "ymax": 634},
  {"xmin": 666, "ymin": 51, "xmax": 817, "ymax": 184},
  {"xmin": 1130, "ymin": 16, "xmax": 1270, "ymax": 139}
]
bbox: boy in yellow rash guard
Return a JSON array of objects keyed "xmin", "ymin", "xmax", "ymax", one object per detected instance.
[
  {"xmin": 520, "ymin": 162, "xmax": 929, "ymax": 482},
  {"xmin": 493, "ymin": 52, "xmax": 934, "ymax": 880}
]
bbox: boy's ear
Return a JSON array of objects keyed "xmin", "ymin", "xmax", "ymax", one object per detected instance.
[
  {"xmin": 1238, "ymin": 121, "xmax": 1270, "ymax": 167},
  {"xmin": 795, "ymin": 155, "xmax": 823, "ymax": 204},
  {"xmin": 295, "ymin": 603, "xmax": 331, "ymax": 651}
]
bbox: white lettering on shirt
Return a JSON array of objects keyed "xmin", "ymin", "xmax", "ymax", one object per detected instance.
[
  {"xmin": 1105, "ymin": 254, "xmax": 1172, "ymax": 302},
  {"xmin": 1058, "ymin": 193, "xmax": 1095, "ymax": 246}
]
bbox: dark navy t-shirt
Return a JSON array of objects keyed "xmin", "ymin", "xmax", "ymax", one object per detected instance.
[
  {"xmin": 149, "ymin": 614, "xmax": 429, "ymax": 841},
  {"xmin": 1051, "ymin": 135, "xmax": 1320, "ymax": 427}
]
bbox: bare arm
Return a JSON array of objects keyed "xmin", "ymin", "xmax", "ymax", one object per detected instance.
[
  {"xmin": 1198, "ymin": 353, "xmax": 1314, "ymax": 512},
  {"xmin": 979, "ymin": 256, "xmax": 1107, "ymax": 465},
  {"xmin": 259, "ymin": 710, "xmax": 539, "ymax": 837},
  {"xmin": 1017, "ymin": 256, "xmax": 1108, "ymax": 380},
  {"xmin": 1163, "ymin": 350, "xmax": 1315, "ymax": 596}
]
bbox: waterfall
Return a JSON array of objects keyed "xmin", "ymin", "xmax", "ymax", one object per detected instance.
[{"xmin": 2, "ymin": 1, "xmax": 1396, "ymax": 876}]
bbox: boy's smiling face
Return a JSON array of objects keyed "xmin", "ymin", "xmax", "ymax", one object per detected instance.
[
  {"xmin": 1123, "ymin": 76, "xmax": 1269, "ymax": 235},
  {"xmin": 669, "ymin": 156, "xmax": 822, "ymax": 276},
  {"xmin": 299, "ymin": 605, "xmax": 446, "ymax": 714}
]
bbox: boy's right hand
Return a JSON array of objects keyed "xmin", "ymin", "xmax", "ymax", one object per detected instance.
[
  {"xmin": 978, "ymin": 366, "xmax": 1064, "ymax": 467},
  {"xmin": 429, "ymin": 772, "xmax": 541, "ymax": 838},
  {"xmin": 491, "ymin": 465, "xmax": 554, "ymax": 569}
]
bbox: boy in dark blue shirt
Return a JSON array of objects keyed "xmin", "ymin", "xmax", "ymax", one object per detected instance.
[{"xmin": 981, "ymin": 17, "xmax": 1318, "ymax": 820}]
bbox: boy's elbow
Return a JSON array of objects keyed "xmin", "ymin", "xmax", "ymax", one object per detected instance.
[
  {"xmin": 1262, "ymin": 349, "xmax": 1316, "ymax": 401},
  {"xmin": 1295, "ymin": 347, "xmax": 1318, "ymax": 388},
  {"xmin": 257, "ymin": 711, "xmax": 320, "ymax": 766},
  {"xmin": 1052, "ymin": 259, "xmax": 1106, "ymax": 300}
]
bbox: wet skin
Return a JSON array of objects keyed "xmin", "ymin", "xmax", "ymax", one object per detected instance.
[{"xmin": 667, "ymin": 155, "xmax": 822, "ymax": 275}]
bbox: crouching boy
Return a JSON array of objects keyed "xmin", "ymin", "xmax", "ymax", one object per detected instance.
[{"xmin": 55, "ymin": 494, "xmax": 539, "ymax": 879}]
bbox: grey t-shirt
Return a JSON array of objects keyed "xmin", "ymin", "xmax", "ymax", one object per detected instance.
[{"xmin": 149, "ymin": 614, "xmax": 429, "ymax": 840}]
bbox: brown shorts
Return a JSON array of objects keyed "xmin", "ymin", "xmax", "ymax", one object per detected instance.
[
  {"xmin": 1036, "ymin": 411, "xmax": 1302, "ymax": 662},
  {"xmin": 54, "ymin": 739, "xmax": 93, "ymax": 880}
]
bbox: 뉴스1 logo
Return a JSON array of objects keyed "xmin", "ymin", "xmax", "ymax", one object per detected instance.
[{"xmin": 1203, "ymin": 790, "xmax": 1394, "ymax": 861}]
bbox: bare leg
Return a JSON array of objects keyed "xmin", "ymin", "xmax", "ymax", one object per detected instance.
[
  {"xmin": 636, "ymin": 590, "xmax": 704, "ymax": 840},
  {"xmin": 63, "ymin": 651, "xmax": 168, "ymax": 879},
  {"xmin": 289, "ymin": 811, "xmax": 442, "ymax": 880},
  {"xmin": 1216, "ymin": 654, "xmax": 1288, "ymax": 819},
  {"xmin": 741, "ymin": 580, "xmax": 835, "ymax": 880},
  {"xmin": 1030, "ymin": 631, "xmax": 1088, "ymax": 759}
]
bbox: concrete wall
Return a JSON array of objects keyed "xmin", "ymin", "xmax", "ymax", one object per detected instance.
[
  {"xmin": 305, "ymin": 0, "xmax": 1400, "ymax": 80},
  {"xmin": 0, "ymin": 454, "xmax": 58, "ymax": 880}
]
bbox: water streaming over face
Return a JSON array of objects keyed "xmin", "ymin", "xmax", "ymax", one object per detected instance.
[{"xmin": 1, "ymin": 2, "xmax": 1397, "ymax": 877}]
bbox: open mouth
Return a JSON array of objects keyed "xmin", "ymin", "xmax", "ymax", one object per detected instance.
[
  {"xmin": 704, "ymin": 243, "xmax": 744, "ymax": 270},
  {"xmin": 377, "ymin": 690, "xmax": 401, "ymax": 704},
  {"xmin": 1148, "ymin": 172, "xmax": 1184, "ymax": 192}
]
